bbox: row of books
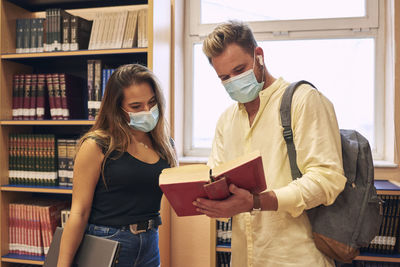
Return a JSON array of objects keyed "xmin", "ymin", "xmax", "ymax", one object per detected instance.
[
  {"xmin": 217, "ymin": 252, "xmax": 231, "ymax": 267},
  {"xmin": 88, "ymin": 8, "xmax": 148, "ymax": 50},
  {"xmin": 361, "ymin": 195, "xmax": 400, "ymax": 254},
  {"xmin": 217, "ymin": 219, "xmax": 232, "ymax": 245},
  {"xmin": 8, "ymin": 134, "xmax": 79, "ymax": 187},
  {"xmin": 15, "ymin": 7, "xmax": 148, "ymax": 53},
  {"xmin": 16, "ymin": 9, "xmax": 92, "ymax": 53},
  {"xmin": 12, "ymin": 73, "xmax": 86, "ymax": 120},
  {"xmin": 87, "ymin": 59, "xmax": 115, "ymax": 119},
  {"xmin": 8, "ymin": 200, "xmax": 70, "ymax": 256}
]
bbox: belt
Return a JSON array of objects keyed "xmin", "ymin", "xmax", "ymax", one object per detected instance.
[{"xmin": 123, "ymin": 216, "xmax": 162, "ymax": 234}]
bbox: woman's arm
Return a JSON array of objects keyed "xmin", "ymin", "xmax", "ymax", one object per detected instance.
[{"xmin": 57, "ymin": 139, "xmax": 104, "ymax": 267}]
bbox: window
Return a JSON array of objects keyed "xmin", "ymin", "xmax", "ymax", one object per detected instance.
[{"xmin": 184, "ymin": 0, "xmax": 394, "ymax": 164}]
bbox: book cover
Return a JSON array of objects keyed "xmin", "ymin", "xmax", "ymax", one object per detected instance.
[
  {"xmin": 160, "ymin": 150, "xmax": 266, "ymax": 216},
  {"xmin": 23, "ymin": 74, "xmax": 32, "ymax": 120},
  {"xmin": 29, "ymin": 74, "xmax": 37, "ymax": 120},
  {"xmin": 12, "ymin": 74, "xmax": 20, "ymax": 120}
]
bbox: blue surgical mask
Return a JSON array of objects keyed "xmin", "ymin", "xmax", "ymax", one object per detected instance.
[
  {"xmin": 222, "ymin": 54, "xmax": 265, "ymax": 103},
  {"xmin": 125, "ymin": 105, "xmax": 159, "ymax": 132}
]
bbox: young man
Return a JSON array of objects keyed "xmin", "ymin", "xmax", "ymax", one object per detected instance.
[{"xmin": 193, "ymin": 21, "xmax": 346, "ymax": 266}]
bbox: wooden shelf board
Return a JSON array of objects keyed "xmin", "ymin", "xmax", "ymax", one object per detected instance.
[
  {"xmin": 355, "ymin": 254, "xmax": 400, "ymax": 262},
  {"xmin": 0, "ymin": 120, "xmax": 95, "ymax": 125},
  {"xmin": 377, "ymin": 190, "xmax": 400, "ymax": 195},
  {"xmin": 1, "ymin": 185, "xmax": 72, "ymax": 194},
  {"xmin": 2, "ymin": 253, "xmax": 44, "ymax": 265},
  {"xmin": 216, "ymin": 246, "xmax": 231, "ymax": 253},
  {"xmin": 1, "ymin": 48, "xmax": 148, "ymax": 59}
]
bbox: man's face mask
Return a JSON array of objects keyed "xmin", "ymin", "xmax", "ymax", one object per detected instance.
[
  {"xmin": 124, "ymin": 105, "xmax": 159, "ymax": 132},
  {"xmin": 221, "ymin": 53, "xmax": 264, "ymax": 103}
]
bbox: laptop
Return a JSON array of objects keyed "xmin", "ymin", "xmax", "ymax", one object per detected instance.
[{"xmin": 44, "ymin": 227, "xmax": 120, "ymax": 267}]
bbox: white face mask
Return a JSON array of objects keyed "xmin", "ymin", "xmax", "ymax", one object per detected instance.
[
  {"xmin": 124, "ymin": 105, "xmax": 159, "ymax": 132},
  {"xmin": 221, "ymin": 53, "xmax": 264, "ymax": 103}
]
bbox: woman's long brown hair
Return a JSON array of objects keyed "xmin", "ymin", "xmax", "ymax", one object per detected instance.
[{"xmin": 78, "ymin": 64, "xmax": 177, "ymax": 187}]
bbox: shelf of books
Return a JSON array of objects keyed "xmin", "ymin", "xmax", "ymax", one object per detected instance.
[
  {"xmin": 212, "ymin": 180, "xmax": 400, "ymax": 267},
  {"xmin": 0, "ymin": 0, "xmax": 171, "ymax": 266}
]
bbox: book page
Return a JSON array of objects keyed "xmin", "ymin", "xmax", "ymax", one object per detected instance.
[{"xmin": 160, "ymin": 164, "xmax": 210, "ymax": 184}]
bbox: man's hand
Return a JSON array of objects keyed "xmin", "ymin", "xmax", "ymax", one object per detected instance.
[{"xmin": 193, "ymin": 184, "xmax": 253, "ymax": 218}]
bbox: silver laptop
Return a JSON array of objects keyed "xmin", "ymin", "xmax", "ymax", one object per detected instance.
[{"xmin": 44, "ymin": 227, "xmax": 120, "ymax": 267}]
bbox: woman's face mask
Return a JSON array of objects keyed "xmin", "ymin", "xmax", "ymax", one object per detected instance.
[
  {"xmin": 222, "ymin": 54, "xmax": 264, "ymax": 103},
  {"xmin": 124, "ymin": 105, "xmax": 159, "ymax": 132}
]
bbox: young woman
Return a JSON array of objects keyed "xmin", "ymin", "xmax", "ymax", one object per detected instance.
[{"xmin": 57, "ymin": 64, "xmax": 177, "ymax": 267}]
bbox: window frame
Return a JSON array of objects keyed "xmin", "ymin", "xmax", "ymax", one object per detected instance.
[{"xmin": 183, "ymin": 0, "xmax": 394, "ymax": 165}]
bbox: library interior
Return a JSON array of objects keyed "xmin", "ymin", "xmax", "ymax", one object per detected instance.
[{"xmin": 0, "ymin": 0, "xmax": 400, "ymax": 267}]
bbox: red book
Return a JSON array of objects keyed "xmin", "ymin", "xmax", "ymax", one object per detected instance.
[
  {"xmin": 46, "ymin": 74, "xmax": 56, "ymax": 120},
  {"xmin": 23, "ymin": 74, "xmax": 32, "ymax": 120},
  {"xmin": 17, "ymin": 74, "xmax": 25, "ymax": 120},
  {"xmin": 29, "ymin": 74, "xmax": 38, "ymax": 120},
  {"xmin": 160, "ymin": 151, "xmax": 266, "ymax": 216},
  {"xmin": 36, "ymin": 74, "xmax": 46, "ymax": 120},
  {"xmin": 12, "ymin": 75, "xmax": 20, "ymax": 120},
  {"xmin": 59, "ymin": 73, "xmax": 69, "ymax": 119},
  {"xmin": 8, "ymin": 203, "xmax": 15, "ymax": 254},
  {"xmin": 52, "ymin": 73, "xmax": 63, "ymax": 120}
]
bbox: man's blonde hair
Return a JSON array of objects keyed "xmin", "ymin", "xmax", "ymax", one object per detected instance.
[{"xmin": 202, "ymin": 20, "xmax": 258, "ymax": 64}]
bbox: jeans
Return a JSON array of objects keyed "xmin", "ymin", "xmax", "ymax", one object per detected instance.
[{"xmin": 86, "ymin": 224, "xmax": 160, "ymax": 267}]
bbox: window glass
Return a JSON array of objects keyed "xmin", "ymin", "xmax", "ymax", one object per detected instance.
[
  {"xmin": 192, "ymin": 38, "xmax": 375, "ymax": 149},
  {"xmin": 201, "ymin": 0, "xmax": 366, "ymax": 24}
]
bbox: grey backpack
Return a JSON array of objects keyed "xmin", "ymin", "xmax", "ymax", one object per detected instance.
[{"xmin": 280, "ymin": 80, "xmax": 383, "ymax": 263}]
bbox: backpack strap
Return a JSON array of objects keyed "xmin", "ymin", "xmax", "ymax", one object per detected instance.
[{"xmin": 280, "ymin": 80, "xmax": 316, "ymax": 180}]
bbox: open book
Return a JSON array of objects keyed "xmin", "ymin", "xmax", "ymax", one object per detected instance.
[{"xmin": 160, "ymin": 151, "xmax": 266, "ymax": 216}]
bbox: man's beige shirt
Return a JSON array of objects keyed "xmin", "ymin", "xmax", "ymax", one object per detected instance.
[{"xmin": 208, "ymin": 78, "xmax": 346, "ymax": 267}]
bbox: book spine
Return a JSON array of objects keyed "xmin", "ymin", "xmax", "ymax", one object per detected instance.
[
  {"xmin": 66, "ymin": 139, "xmax": 76, "ymax": 187},
  {"xmin": 87, "ymin": 60, "xmax": 95, "ymax": 120},
  {"xmin": 12, "ymin": 74, "xmax": 19, "ymax": 119},
  {"xmin": 22, "ymin": 74, "xmax": 31, "ymax": 120},
  {"xmin": 29, "ymin": 74, "xmax": 37, "ymax": 120},
  {"xmin": 70, "ymin": 16, "xmax": 77, "ymax": 51},
  {"xmin": 59, "ymin": 73, "xmax": 69, "ymax": 119},
  {"xmin": 36, "ymin": 74, "xmax": 46, "ymax": 119},
  {"xmin": 52, "ymin": 73, "xmax": 63, "ymax": 119},
  {"xmin": 44, "ymin": 12, "xmax": 49, "ymax": 52},
  {"xmin": 37, "ymin": 18, "xmax": 44, "ymax": 53},
  {"xmin": 46, "ymin": 74, "xmax": 56, "ymax": 119},
  {"xmin": 93, "ymin": 60, "xmax": 102, "ymax": 118},
  {"xmin": 8, "ymin": 203, "xmax": 15, "ymax": 253},
  {"xmin": 62, "ymin": 16, "xmax": 70, "ymax": 51},
  {"xmin": 8, "ymin": 134, "xmax": 15, "ymax": 184},
  {"xmin": 16, "ymin": 19, "xmax": 23, "ymax": 53},
  {"xmin": 57, "ymin": 139, "xmax": 67, "ymax": 187},
  {"xmin": 29, "ymin": 18, "xmax": 37, "ymax": 53},
  {"xmin": 23, "ymin": 19, "xmax": 30, "ymax": 53},
  {"xmin": 17, "ymin": 74, "xmax": 25, "ymax": 120}
]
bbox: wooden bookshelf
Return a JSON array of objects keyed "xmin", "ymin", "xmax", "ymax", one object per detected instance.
[{"xmin": 0, "ymin": 0, "xmax": 172, "ymax": 266}]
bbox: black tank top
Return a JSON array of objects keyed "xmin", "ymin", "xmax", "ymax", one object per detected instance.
[{"xmin": 88, "ymin": 149, "xmax": 170, "ymax": 226}]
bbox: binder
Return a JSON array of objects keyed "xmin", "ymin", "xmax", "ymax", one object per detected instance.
[{"xmin": 44, "ymin": 227, "xmax": 120, "ymax": 267}]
